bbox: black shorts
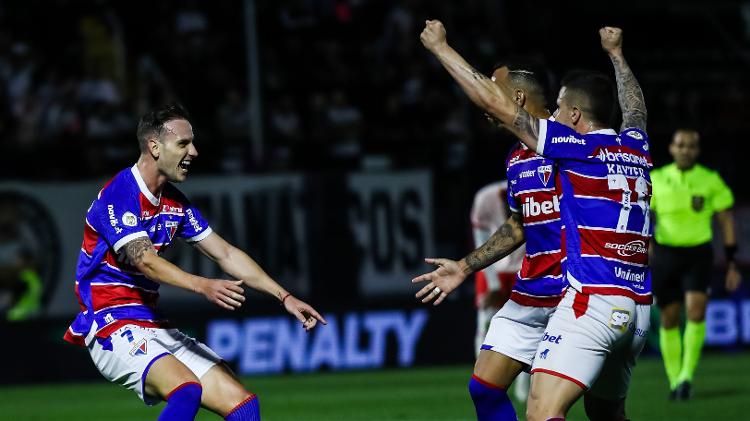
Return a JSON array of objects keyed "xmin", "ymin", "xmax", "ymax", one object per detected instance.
[{"xmin": 651, "ymin": 242, "xmax": 713, "ymax": 308}]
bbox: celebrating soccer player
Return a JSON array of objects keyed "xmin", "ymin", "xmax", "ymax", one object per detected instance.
[
  {"xmin": 63, "ymin": 103, "xmax": 327, "ymax": 421},
  {"xmin": 418, "ymin": 21, "xmax": 651, "ymax": 420}
]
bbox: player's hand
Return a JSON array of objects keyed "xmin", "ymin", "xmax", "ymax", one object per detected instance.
[
  {"xmin": 412, "ymin": 258, "xmax": 468, "ymax": 305},
  {"xmin": 283, "ymin": 295, "xmax": 328, "ymax": 332},
  {"xmin": 420, "ymin": 19, "xmax": 447, "ymax": 53},
  {"xmin": 200, "ymin": 279, "xmax": 245, "ymax": 310},
  {"xmin": 725, "ymin": 262, "xmax": 742, "ymax": 292},
  {"xmin": 599, "ymin": 26, "xmax": 623, "ymax": 55}
]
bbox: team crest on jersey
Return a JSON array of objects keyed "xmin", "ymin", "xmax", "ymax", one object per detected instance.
[
  {"xmin": 165, "ymin": 220, "xmax": 179, "ymax": 241},
  {"xmin": 537, "ymin": 165, "xmax": 553, "ymax": 186},
  {"xmin": 122, "ymin": 212, "xmax": 138, "ymax": 227},
  {"xmin": 130, "ymin": 338, "xmax": 148, "ymax": 356}
]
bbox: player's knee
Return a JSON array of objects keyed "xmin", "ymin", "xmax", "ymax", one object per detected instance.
[
  {"xmin": 163, "ymin": 381, "xmax": 202, "ymax": 413},
  {"xmin": 583, "ymin": 394, "xmax": 626, "ymax": 421},
  {"xmin": 224, "ymin": 393, "xmax": 260, "ymax": 421},
  {"xmin": 468, "ymin": 374, "xmax": 504, "ymax": 404},
  {"xmin": 685, "ymin": 306, "xmax": 706, "ymax": 322}
]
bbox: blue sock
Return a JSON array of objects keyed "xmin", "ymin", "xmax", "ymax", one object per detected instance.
[
  {"xmin": 225, "ymin": 395, "xmax": 260, "ymax": 421},
  {"xmin": 469, "ymin": 375, "xmax": 517, "ymax": 421},
  {"xmin": 158, "ymin": 382, "xmax": 202, "ymax": 421}
]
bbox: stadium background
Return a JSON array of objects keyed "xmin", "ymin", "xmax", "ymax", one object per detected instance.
[{"xmin": 0, "ymin": 0, "xmax": 749, "ymax": 419}]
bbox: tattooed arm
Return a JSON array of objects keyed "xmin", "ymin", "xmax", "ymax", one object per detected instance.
[
  {"xmin": 462, "ymin": 212, "xmax": 526, "ymax": 274},
  {"xmin": 121, "ymin": 236, "xmax": 246, "ymax": 310},
  {"xmin": 420, "ymin": 19, "xmax": 541, "ymax": 150},
  {"xmin": 600, "ymin": 27, "xmax": 647, "ymax": 131},
  {"xmin": 412, "ymin": 212, "xmax": 525, "ymax": 305}
]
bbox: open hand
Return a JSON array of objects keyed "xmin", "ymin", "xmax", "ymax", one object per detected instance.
[
  {"xmin": 201, "ymin": 279, "xmax": 245, "ymax": 310},
  {"xmin": 284, "ymin": 295, "xmax": 328, "ymax": 332},
  {"xmin": 412, "ymin": 258, "xmax": 468, "ymax": 305},
  {"xmin": 420, "ymin": 19, "xmax": 447, "ymax": 53},
  {"xmin": 600, "ymin": 26, "xmax": 623, "ymax": 55}
]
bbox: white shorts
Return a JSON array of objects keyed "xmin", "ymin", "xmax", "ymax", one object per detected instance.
[
  {"xmin": 88, "ymin": 324, "xmax": 223, "ymax": 405},
  {"xmin": 481, "ymin": 299, "xmax": 556, "ymax": 367},
  {"xmin": 530, "ymin": 288, "xmax": 650, "ymax": 399}
]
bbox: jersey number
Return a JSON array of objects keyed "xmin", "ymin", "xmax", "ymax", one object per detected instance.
[{"xmin": 607, "ymin": 174, "xmax": 650, "ymax": 234}]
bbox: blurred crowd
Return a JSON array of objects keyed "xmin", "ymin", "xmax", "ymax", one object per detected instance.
[{"xmin": 0, "ymin": 0, "xmax": 748, "ymax": 195}]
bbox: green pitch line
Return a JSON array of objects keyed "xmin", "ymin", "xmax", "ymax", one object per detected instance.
[{"xmin": 0, "ymin": 353, "xmax": 748, "ymax": 420}]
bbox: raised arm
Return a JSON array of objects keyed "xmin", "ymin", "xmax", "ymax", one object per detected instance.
[
  {"xmin": 194, "ymin": 232, "xmax": 326, "ymax": 330},
  {"xmin": 600, "ymin": 27, "xmax": 647, "ymax": 131},
  {"xmin": 420, "ymin": 19, "xmax": 540, "ymax": 150},
  {"xmin": 412, "ymin": 212, "xmax": 525, "ymax": 305}
]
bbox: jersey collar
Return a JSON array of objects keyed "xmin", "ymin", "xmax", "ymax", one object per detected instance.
[{"xmin": 130, "ymin": 165, "xmax": 160, "ymax": 206}]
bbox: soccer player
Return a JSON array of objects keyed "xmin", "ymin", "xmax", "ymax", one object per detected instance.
[
  {"xmin": 650, "ymin": 128, "xmax": 741, "ymax": 400},
  {"xmin": 470, "ymin": 179, "xmax": 528, "ymax": 402},
  {"xmin": 470, "ymin": 180, "xmax": 524, "ymax": 355},
  {"xmin": 419, "ymin": 21, "xmax": 651, "ymax": 420},
  {"xmin": 63, "ymin": 103, "xmax": 326, "ymax": 421}
]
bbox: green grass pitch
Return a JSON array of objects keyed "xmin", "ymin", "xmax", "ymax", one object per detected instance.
[{"xmin": 1, "ymin": 352, "xmax": 747, "ymax": 420}]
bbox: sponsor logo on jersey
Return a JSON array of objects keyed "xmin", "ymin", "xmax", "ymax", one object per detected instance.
[
  {"xmin": 107, "ymin": 204, "xmax": 123, "ymax": 234},
  {"xmin": 519, "ymin": 169, "xmax": 535, "ymax": 179},
  {"xmin": 591, "ymin": 147, "xmax": 649, "ymax": 166},
  {"xmin": 609, "ymin": 308, "xmax": 631, "ymax": 331},
  {"xmin": 522, "ymin": 195, "xmax": 560, "ymax": 218},
  {"xmin": 541, "ymin": 331, "xmax": 563, "ymax": 344},
  {"xmin": 604, "ymin": 240, "xmax": 647, "ymax": 257},
  {"xmin": 122, "ymin": 211, "xmax": 138, "ymax": 227},
  {"xmin": 626, "ymin": 130, "xmax": 644, "ymax": 140},
  {"xmin": 551, "ymin": 135, "xmax": 586, "ymax": 145},
  {"xmin": 614, "ymin": 267, "xmax": 645, "ymax": 283},
  {"xmin": 537, "ymin": 165, "xmax": 552, "ymax": 186},
  {"xmin": 539, "ymin": 348, "xmax": 550, "ymax": 359},
  {"xmin": 186, "ymin": 209, "xmax": 203, "ymax": 233}
]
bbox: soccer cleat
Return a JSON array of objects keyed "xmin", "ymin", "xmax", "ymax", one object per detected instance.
[
  {"xmin": 668, "ymin": 388, "xmax": 679, "ymax": 401},
  {"xmin": 676, "ymin": 381, "xmax": 693, "ymax": 400}
]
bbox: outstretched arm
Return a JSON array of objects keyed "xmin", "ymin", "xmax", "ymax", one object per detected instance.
[
  {"xmin": 420, "ymin": 19, "xmax": 540, "ymax": 150},
  {"xmin": 600, "ymin": 27, "xmax": 647, "ymax": 131},
  {"xmin": 122, "ymin": 237, "xmax": 246, "ymax": 311},
  {"xmin": 195, "ymin": 232, "xmax": 327, "ymax": 330},
  {"xmin": 412, "ymin": 212, "xmax": 525, "ymax": 305}
]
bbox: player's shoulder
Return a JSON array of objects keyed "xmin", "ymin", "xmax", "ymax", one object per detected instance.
[
  {"xmin": 506, "ymin": 142, "xmax": 538, "ymax": 170},
  {"xmin": 163, "ymin": 182, "xmax": 190, "ymax": 203},
  {"xmin": 474, "ymin": 181, "xmax": 505, "ymax": 204},
  {"xmin": 96, "ymin": 167, "xmax": 139, "ymax": 202}
]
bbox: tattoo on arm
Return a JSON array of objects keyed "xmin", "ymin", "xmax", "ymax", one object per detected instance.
[
  {"xmin": 465, "ymin": 213, "xmax": 525, "ymax": 273},
  {"xmin": 611, "ymin": 54, "xmax": 647, "ymax": 131},
  {"xmin": 511, "ymin": 106, "xmax": 540, "ymax": 145},
  {"xmin": 123, "ymin": 237, "xmax": 156, "ymax": 266}
]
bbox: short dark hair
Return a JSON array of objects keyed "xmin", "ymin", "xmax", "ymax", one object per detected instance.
[
  {"xmin": 560, "ymin": 70, "xmax": 616, "ymax": 126},
  {"xmin": 494, "ymin": 59, "xmax": 550, "ymax": 105},
  {"xmin": 136, "ymin": 102, "xmax": 191, "ymax": 152}
]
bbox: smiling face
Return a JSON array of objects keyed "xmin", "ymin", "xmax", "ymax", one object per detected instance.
[{"xmin": 151, "ymin": 119, "xmax": 198, "ymax": 182}]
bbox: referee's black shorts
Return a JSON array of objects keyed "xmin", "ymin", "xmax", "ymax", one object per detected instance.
[{"xmin": 651, "ymin": 242, "xmax": 713, "ymax": 308}]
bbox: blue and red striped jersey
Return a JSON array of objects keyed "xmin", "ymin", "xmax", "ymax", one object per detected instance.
[
  {"xmin": 506, "ymin": 143, "xmax": 567, "ymax": 306},
  {"xmin": 536, "ymin": 120, "xmax": 653, "ymax": 303},
  {"xmin": 64, "ymin": 165, "xmax": 212, "ymax": 346}
]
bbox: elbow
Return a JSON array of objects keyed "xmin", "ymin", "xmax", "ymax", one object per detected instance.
[{"xmin": 134, "ymin": 252, "xmax": 161, "ymax": 280}]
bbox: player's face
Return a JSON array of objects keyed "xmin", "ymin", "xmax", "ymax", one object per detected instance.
[
  {"xmin": 156, "ymin": 119, "xmax": 198, "ymax": 182},
  {"xmin": 553, "ymin": 87, "xmax": 576, "ymax": 129},
  {"xmin": 669, "ymin": 131, "xmax": 700, "ymax": 170}
]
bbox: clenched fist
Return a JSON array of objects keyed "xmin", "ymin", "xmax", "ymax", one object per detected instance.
[
  {"xmin": 420, "ymin": 19, "xmax": 448, "ymax": 53},
  {"xmin": 600, "ymin": 26, "xmax": 623, "ymax": 55}
]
